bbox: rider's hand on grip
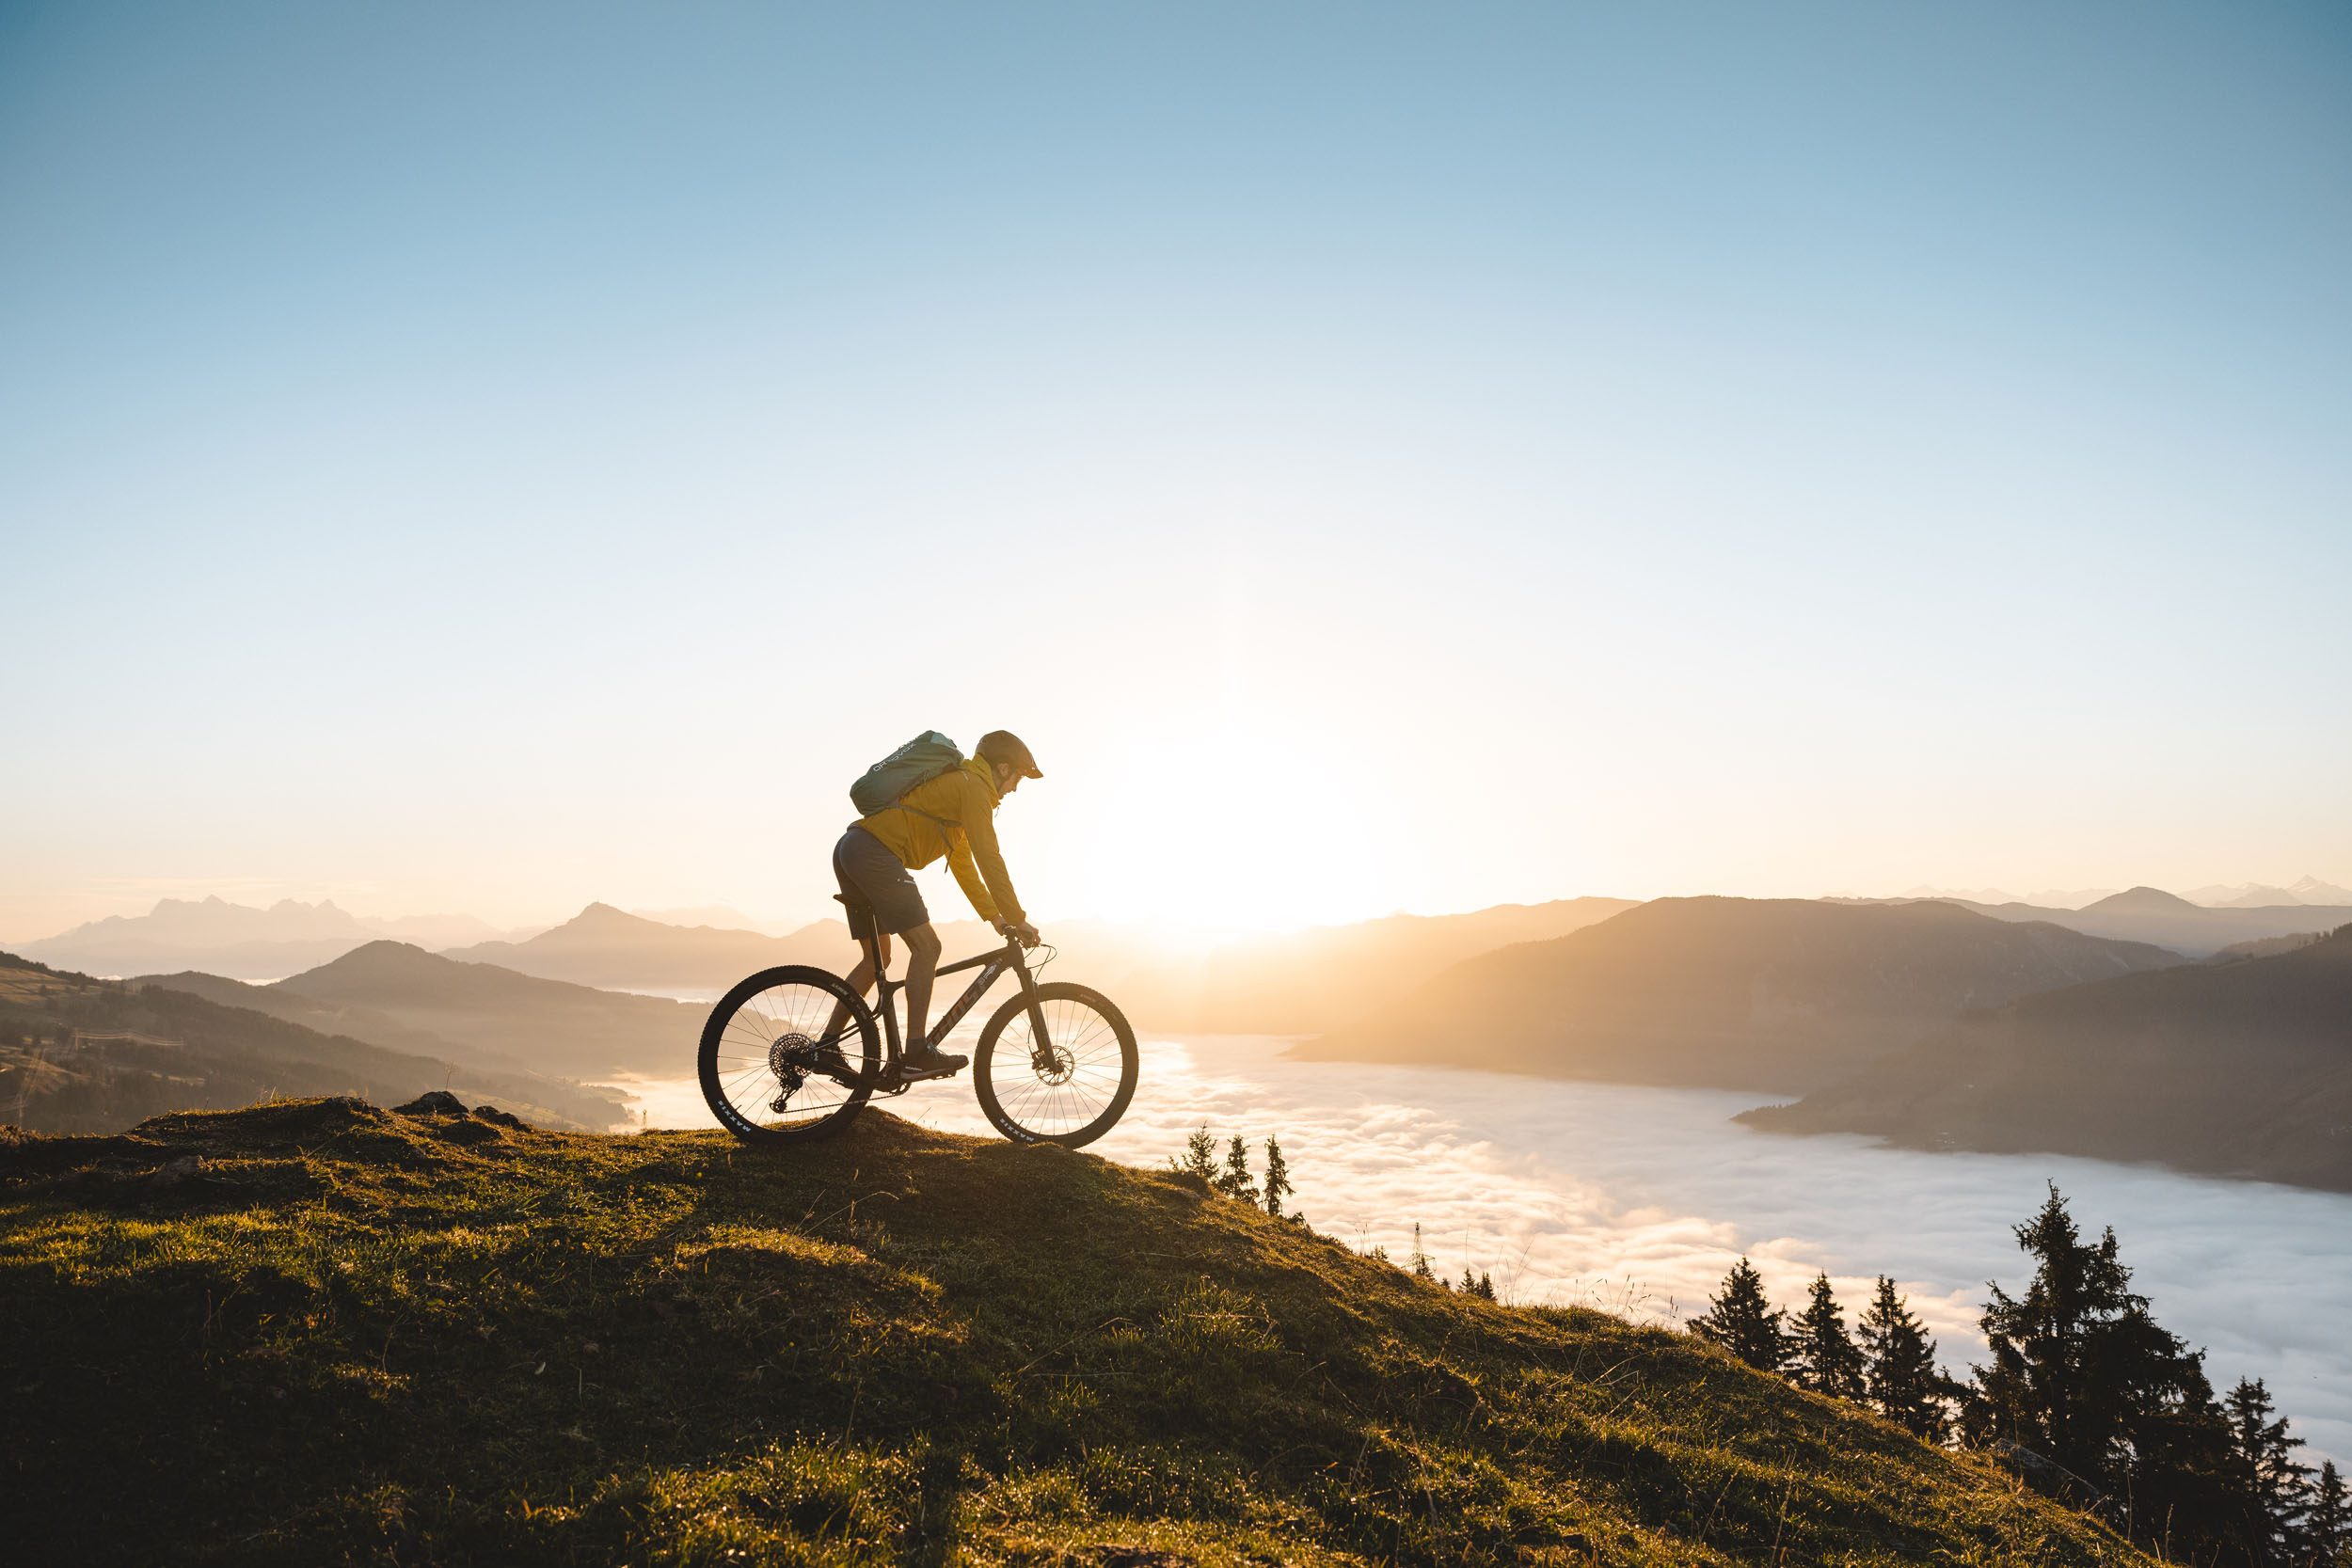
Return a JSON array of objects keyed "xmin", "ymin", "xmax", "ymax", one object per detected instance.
[{"xmin": 1001, "ymin": 919, "xmax": 1041, "ymax": 948}]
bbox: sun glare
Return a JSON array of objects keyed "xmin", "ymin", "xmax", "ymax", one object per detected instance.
[{"xmin": 1065, "ymin": 709, "xmax": 1392, "ymax": 939}]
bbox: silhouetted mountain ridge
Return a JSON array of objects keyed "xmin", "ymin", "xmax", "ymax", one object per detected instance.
[
  {"xmin": 21, "ymin": 895, "xmax": 526, "ymax": 978},
  {"xmin": 1931, "ymin": 887, "xmax": 2352, "ymax": 958},
  {"xmin": 1302, "ymin": 896, "xmax": 2186, "ymax": 1093},
  {"xmin": 0, "ymin": 951, "xmax": 624, "ymax": 1133},
  {"xmin": 275, "ymin": 942, "xmax": 703, "ymax": 1077},
  {"xmin": 1739, "ymin": 925, "xmax": 2352, "ymax": 1191},
  {"xmin": 438, "ymin": 904, "xmax": 851, "ymax": 990}
]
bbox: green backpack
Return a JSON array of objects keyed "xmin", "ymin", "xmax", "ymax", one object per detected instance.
[{"xmin": 850, "ymin": 732, "xmax": 965, "ymax": 817}]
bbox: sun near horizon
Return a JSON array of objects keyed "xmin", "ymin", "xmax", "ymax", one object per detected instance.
[{"xmin": 4, "ymin": 0, "xmax": 2346, "ymax": 946}]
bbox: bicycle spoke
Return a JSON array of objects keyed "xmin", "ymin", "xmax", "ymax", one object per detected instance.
[{"xmin": 701, "ymin": 971, "xmax": 879, "ymax": 1140}]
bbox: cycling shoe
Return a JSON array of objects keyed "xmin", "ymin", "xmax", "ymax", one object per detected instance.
[{"xmin": 897, "ymin": 1047, "xmax": 968, "ymax": 1081}]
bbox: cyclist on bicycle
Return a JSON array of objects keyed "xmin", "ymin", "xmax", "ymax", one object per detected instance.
[{"xmin": 827, "ymin": 730, "xmax": 1043, "ymax": 1078}]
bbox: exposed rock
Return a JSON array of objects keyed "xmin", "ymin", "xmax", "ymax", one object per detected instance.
[
  {"xmin": 395, "ymin": 1090, "xmax": 469, "ymax": 1117},
  {"xmin": 148, "ymin": 1154, "xmax": 203, "ymax": 1188},
  {"xmin": 471, "ymin": 1103, "xmax": 527, "ymax": 1130}
]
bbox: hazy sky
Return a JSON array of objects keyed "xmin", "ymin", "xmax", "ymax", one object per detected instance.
[{"xmin": 5, "ymin": 1, "xmax": 2347, "ymax": 939}]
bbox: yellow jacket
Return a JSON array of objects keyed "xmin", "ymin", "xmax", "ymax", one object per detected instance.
[{"xmin": 852, "ymin": 757, "xmax": 1027, "ymax": 926}]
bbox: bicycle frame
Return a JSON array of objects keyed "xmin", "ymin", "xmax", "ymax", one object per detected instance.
[{"xmin": 854, "ymin": 925, "xmax": 1054, "ymax": 1075}]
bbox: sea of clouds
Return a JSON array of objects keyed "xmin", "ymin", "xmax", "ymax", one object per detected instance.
[{"xmin": 613, "ymin": 1028, "xmax": 2352, "ymax": 1465}]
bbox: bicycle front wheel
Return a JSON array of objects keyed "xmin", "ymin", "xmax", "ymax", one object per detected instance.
[
  {"xmin": 973, "ymin": 982, "xmax": 1138, "ymax": 1148},
  {"xmin": 699, "ymin": 965, "xmax": 880, "ymax": 1143}
]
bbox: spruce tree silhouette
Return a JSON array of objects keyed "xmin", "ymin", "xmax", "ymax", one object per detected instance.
[
  {"xmin": 1215, "ymin": 1133, "xmax": 1257, "ymax": 1203},
  {"xmin": 1858, "ymin": 1275, "xmax": 1948, "ymax": 1441},
  {"xmin": 2224, "ymin": 1377, "xmax": 2312, "ymax": 1564},
  {"xmin": 1790, "ymin": 1274, "xmax": 1865, "ymax": 1400},
  {"xmin": 2304, "ymin": 1460, "xmax": 2347, "ymax": 1568},
  {"xmin": 1688, "ymin": 1258, "xmax": 1788, "ymax": 1372},
  {"xmin": 1262, "ymin": 1132, "xmax": 1294, "ymax": 1220},
  {"xmin": 1966, "ymin": 1184, "xmax": 2236, "ymax": 1553}
]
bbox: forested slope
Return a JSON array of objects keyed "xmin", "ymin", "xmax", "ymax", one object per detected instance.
[{"xmin": 1740, "ymin": 925, "xmax": 2352, "ymax": 1190}]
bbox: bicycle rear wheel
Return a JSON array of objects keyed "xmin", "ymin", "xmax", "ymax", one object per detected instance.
[
  {"xmin": 973, "ymin": 982, "xmax": 1138, "ymax": 1148},
  {"xmin": 699, "ymin": 966, "xmax": 880, "ymax": 1143}
]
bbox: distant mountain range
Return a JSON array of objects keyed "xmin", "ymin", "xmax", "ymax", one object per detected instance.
[
  {"xmin": 1898, "ymin": 885, "xmax": 2122, "ymax": 910},
  {"xmin": 2179, "ymin": 876, "xmax": 2352, "ymax": 908},
  {"xmin": 1118, "ymin": 898, "xmax": 1642, "ymax": 1035},
  {"xmin": 1301, "ymin": 897, "xmax": 2186, "ymax": 1093},
  {"xmin": 1739, "ymin": 924, "xmax": 2352, "ymax": 1192},
  {"xmin": 253, "ymin": 942, "xmax": 707, "ymax": 1078},
  {"xmin": 19, "ymin": 896, "xmax": 536, "ymax": 979},
  {"xmin": 2, "ymin": 951, "xmax": 625, "ymax": 1134},
  {"xmin": 440, "ymin": 903, "xmax": 853, "ymax": 990},
  {"xmin": 1933, "ymin": 886, "xmax": 2352, "ymax": 958},
  {"xmin": 428, "ymin": 896, "xmax": 1645, "ymax": 1037}
]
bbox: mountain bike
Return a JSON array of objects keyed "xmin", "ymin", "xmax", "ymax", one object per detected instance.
[{"xmin": 698, "ymin": 899, "xmax": 1139, "ymax": 1148}]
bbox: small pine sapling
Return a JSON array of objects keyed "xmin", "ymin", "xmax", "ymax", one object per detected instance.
[
  {"xmin": 1172, "ymin": 1123, "xmax": 1218, "ymax": 1183},
  {"xmin": 1261, "ymin": 1132, "xmax": 1295, "ymax": 1219},
  {"xmin": 1215, "ymin": 1133, "xmax": 1258, "ymax": 1203}
]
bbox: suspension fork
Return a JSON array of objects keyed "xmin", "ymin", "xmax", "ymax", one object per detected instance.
[{"xmin": 1012, "ymin": 947, "xmax": 1053, "ymax": 1052}]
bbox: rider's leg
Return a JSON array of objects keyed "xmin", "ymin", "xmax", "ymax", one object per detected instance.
[
  {"xmin": 900, "ymin": 923, "xmax": 943, "ymax": 1047},
  {"xmin": 826, "ymin": 933, "xmax": 891, "ymax": 1037}
]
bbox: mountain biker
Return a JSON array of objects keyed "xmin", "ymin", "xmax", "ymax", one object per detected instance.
[{"xmin": 827, "ymin": 730, "xmax": 1043, "ymax": 1078}]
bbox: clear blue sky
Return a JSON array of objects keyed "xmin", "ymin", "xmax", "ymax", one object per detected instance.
[{"xmin": 4, "ymin": 0, "xmax": 2347, "ymax": 936}]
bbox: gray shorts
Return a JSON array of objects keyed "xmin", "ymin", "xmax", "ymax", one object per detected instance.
[{"xmin": 833, "ymin": 827, "xmax": 930, "ymax": 936}]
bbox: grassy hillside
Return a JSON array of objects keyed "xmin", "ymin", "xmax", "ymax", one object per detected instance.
[
  {"xmin": 1740, "ymin": 924, "xmax": 2352, "ymax": 1191},
  {"xmin": 0, "ymin": 953, "xmax": 626, "ymax": 1133},
  {"xmin": 1305, "ymin": 898, "xmax": 2185, "ymax": 1094},
  {"xmin": 0, "ymin": 1099, "xmax": 2148, "ymax": 1566}
]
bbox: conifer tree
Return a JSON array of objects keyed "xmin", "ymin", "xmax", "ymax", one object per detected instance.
[
  {"xmin": 2303, "ymin": 1460, "xmax": 2347, "ymax": 1568},
  {"xmin": 1790, "ymin": 1274, "xmax": 1865, "ymax": 1400},
  {"xmin": 1689, "ymin": 1258, "xmax": 1789, "ymax": 1372},
  {"xmin": 1262, "ymin": 1133, "xmax": 1294, "ymax": 1219},
  {"xmin": 1173, "ymin": 1123, "xmax": 1217, "ymax": 1182},
  {"xmin": 2224, "ymin": 1376, "xmax": 2312, "ymax": 1563},
  {"xmin": 1966, "ymin": 1184, "xmax": 2236, "ymax": 1552},
  {"xmin": 1215, "ymin": 1133, "xmax": 1257, "ymax": 1202},
  {"xmin": 1858, "ymin": 1275, "xmax": 1947, "ymax": 1441}
]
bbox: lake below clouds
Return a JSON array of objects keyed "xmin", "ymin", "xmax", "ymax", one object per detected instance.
[{"xmin": 607, "ymin": 1028, "xmax": 2352, "ymax": 1465}]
